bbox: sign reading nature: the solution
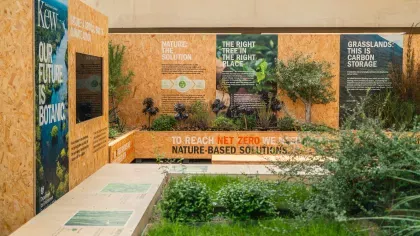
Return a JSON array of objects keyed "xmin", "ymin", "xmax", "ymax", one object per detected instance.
[
  {"xmin": 339, "ymin": 34, "xmax": 403, "ymax": 123},
  {"xmin": 35, "ymin": 0, "xmax": 69, "ymax": 213}
]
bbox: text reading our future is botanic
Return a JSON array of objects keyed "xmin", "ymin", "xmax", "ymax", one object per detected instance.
[
  {"xmin": 37, "ymin": 0, "xmax": 66, "ymax": 127},
  {"xmin": 171, "ymin": 136, "xmax": 300, "ymax": 155}
]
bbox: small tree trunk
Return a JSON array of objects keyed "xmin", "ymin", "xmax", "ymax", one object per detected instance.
[{"xmin": 305, "ymin": 102, "xmax": 311, "ymax": 123}]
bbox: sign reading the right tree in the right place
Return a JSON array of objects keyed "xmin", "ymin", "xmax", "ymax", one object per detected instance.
[{"xmin": 339, "ymin": 34, "xmax": 403, "ymax": 124}]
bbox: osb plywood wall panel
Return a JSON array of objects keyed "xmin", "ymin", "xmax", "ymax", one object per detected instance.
[
  {"xmin": 109, "ymin": 34, "xmax": 217, "ymax": 128},
  {"xmin": 111, "ymin": 34, "xmax": 340, "ymax": 129},
  {"xmin": 109, "ymin": 130, "xmax": 135, "ymax": 163},
  {"xmin": 277, "ymin": 34, "xmax": 340, "ymax": 128},
  {"xmin": 134, "ymin": 131, "xmax": 301, "ymax": 159},
  {"xmin": 68, "ymin": 0, "xmax": 109, "ymax": 189},
  {"xmin": 0, "ymin": 0, "xmax": 34, "ymax": 235}
]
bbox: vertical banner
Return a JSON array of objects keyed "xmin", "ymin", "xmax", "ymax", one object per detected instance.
[
  {"xmin": 216, "ymin": 35, "xmax": 278, "ymax": 112},
  {"xmin": 339, "ymin": 34, "xmax": 403, "ymax": 123},
  {"xmin": 35, "ymin": 0, "xmax": 69, "ymax": 213}
]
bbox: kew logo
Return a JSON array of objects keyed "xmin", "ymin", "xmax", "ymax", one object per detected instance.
[{"xmin": 37, "ymin": 0, "xmax": 59, "ymax": 31}]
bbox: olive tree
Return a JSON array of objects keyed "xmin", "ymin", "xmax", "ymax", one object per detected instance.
[{"xmin": 275, "ymin": 54, "xmax": 335, "ymax": 123}]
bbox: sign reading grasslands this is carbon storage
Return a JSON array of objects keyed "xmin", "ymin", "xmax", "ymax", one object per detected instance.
[
  {"xmin": 216, "ymin": 35, "xmax": 278, "ymax": 112},
  {"xmin": 339, "ymin": 34, "xmax": 403, "ymax": 123},
  {"xmin": 35, "ymin": 0, "xmax": 69, "ymax": 213}
]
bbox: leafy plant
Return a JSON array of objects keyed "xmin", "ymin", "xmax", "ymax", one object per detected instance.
[
  {"xmin": 212, "ymin": 99, "xmax": 227, "ymax": 115},
  {"xmin": 275, "ymin": 54, "xmax": 335, "ymax": 123},
  {"xmin": 152, "ymin": 115, "xmax": 177, "ymax": 131},
  {"xmin": 217, "ymin": 178, "xmax": 276, "ymax": 220},
  {"xmin": 212, "ymin": 116, "xmax": 238, "ymax": 131},
  {"xmin": 188, "ymin": 101, "xmax": 211, "ymax": 130},
  {"xmin": 256, "ymin": 106, "xmax": 274, "ymax": 130},
  {"xmin": 174, "ymin": 103, "xmax": 189, "ymax": 121},
  {"xmin": 109, "ymin": 126, "xmax": 120, "ymax": 138},
  {"xmin": 143, "ymin": 98, "xmax": 159, "ymax": 128},
  {"xmin": 235, "ymin": 114, "xmax": 257, "ymax": 131},
  {"xmin": 301, "ymin": 116, "xmax": 420, "ymax": 221},
  {"xmin": 277, "ymin": 116, "xmax": 296, "ymax": 131},
  {"xmin": 161, "ymin": 176, "xmax": 212, "ymax": 222},
  {"xmin": 109, "ymin": 41, "xmax": 134, "ymax": 131}
]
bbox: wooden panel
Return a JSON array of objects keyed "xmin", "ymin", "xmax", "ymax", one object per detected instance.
[
  {"xmin": 109, "ymin": 131, "xmax": 136, "ymax": 163},
  {"xmin": 0, "ymin": 0, "xmax": 34, "ymax": 235},
  {"xmin": 68, "ymin": 0, "xmax": 109, "ymax": 189},
  {"xmin": 134, "ymin": 131, "xmax": 302, "ymax": 159},
  {"xmin": 110, "ymin": 33, "xmax": 341, "ymax": 129},
  {"xmin": 277, "ymin": 34, "xmax": 340, "ymax": 128},
  {"xmin": 109, "ymin": 34, "xmax": 217, "ymax": 128}
]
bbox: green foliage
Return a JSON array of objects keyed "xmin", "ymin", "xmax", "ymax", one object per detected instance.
[
  {"xmin": 188, "ymin": 101, "xmax": 211, "ymax": 130},
  {"xmin": 60, "ymin": 148, "xmax": 66, "ymax": 159},
  {"xmin": 277, "ymin": 116, "xmax": 297, "ymax": 131},
  {"xmin": 299, "ymin": 122, "xmax": 335, "ymax": 132},
  {"xmin": 160, "ymin": 177, "xmax": 212, "ymax": 222},
  {"xmin": 217, "ymin": 179, "xmax": 276, "ymax": 220},
  {"xmin": 235, "ymin": 114, "xmax": 257, "ymax": 131},
  {"xmin": 147, "ymin": 218, "xmax": 366, "ymax": 236},
  {"xmin": 275, "ymin": 54, "xmax": 335, "ymax": 123},
  {"xmin": 152, "ymin": 115, "xmax": 177, "ymax": 131},
  {"xmin": 212, "ymin": 116, "xmax": 238, "ymax": 131},
  {"xmin": 109, "ymin": 41, "xmax": 134, "ymax": 129},
  {"xmin": 50, "ymin": 125, "xmax": 59, "ymax": 138},
  {"xmin": 363, "ymin": 91, "xmax": 416, "ymax": 130},
  {"xmin": 109, "ymin": 126, "xmax": 121, "ymax": 138},
  {"xmin": 302, "ymin": 120, "xmax": 420, "ymax": 220},
  {"xmin": 256, "ymin": 106, "xmax": 274, "ymax": 130}
]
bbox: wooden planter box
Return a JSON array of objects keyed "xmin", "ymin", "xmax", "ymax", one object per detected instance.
[
  {"xmin": 134, "ymin": 130, "xmax": 305, "ymax": 159},
  {"xmin": 108, "ymin": 130, "xmax": 136, "ymax": 163}
]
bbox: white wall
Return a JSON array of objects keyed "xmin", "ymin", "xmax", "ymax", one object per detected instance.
[{"xmin": 81, "ymin": 0, "xmax": 420, "ymax": 29}]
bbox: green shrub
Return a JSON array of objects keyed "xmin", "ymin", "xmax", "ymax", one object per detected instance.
[
  {"xmin": 212, "ymin": 116, "xmax": 238, "ymax": 131},
  {"xmin": 188, "ymin": 101, "xmax": 210, "ymax": 130},
  {"xmin": 302, "ymin": 120, "xmax": 420, "ymax": 220},
  {"xmin": 109, "ymin": 127, "xmax": 120, "ymax": 138},
  {"xmin": 277, "ymin": 116, "xmax": 296, "ymax": 131},
  {"xmin": 152, "ymin": 115, "xmax": 177, "ymax": 131},
  {"xmin": 235, "ymin": 114, "xmax": 257, "ymax": 131},
  {"xmin": 217, "ymin": 179, "xmax": 276, "ymax": 220},
  {"xmin": 300, "ymin": 122, "xmax": 334, "ymax": 132},
  {"xmin": 161, "ymin": 177, "xmax": 212, "ymax": 222}
]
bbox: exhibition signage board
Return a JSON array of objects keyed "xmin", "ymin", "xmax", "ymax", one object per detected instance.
[
  {"xmin": 35, "ymin": 0, "xmax": 69, "ymax": 213},
  {"xmin": 216, "ymin": 35, "xmax": 278, "ymax": 112},
  {"xmin": 339, "ymin": 34, "xmax": 403, "ymax": 123}
]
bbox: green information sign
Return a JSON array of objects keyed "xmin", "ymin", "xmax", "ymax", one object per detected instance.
[
  {"xmin": 101, "ymin": 183, "xmax": 151, "ymax": 193},
  {"xmin": 65, "ymin": 211, "xmax": 133, "ymax": 227}
]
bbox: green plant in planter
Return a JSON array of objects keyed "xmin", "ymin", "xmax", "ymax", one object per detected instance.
[
  {"xmin": 257, "ymin": 106, "xmax": 274, "ymax": 130},
  {"xmin": 188, "ymin": 100, "xmax": 210, "ymax": 130},
  {"xmin": 211, "ymin": 99, "xmax": 227, "ymax": 115},
  {"xmin": 143, "ymin": 98, "xmax": 159, "ymax": 129},
  {"xmin": 152, "ymin": 115, "xmax": 177, "ymax": 131},
  {"xmin": 161, "ymin": 176, "xmax": 212, "ymax": 222},
  {"xmin": 217, "ymin": 178, "xmax": 276, "ymax": 220},
  {"xmin": 277, "ymin": 116, "xmax": 296, "ymax": 131},
  {"xmin": 212, "ymin": 116, "xmax": 238, "ymax": 131},
  {"xmin": 109, "ymin": 41, "xmax": 134, "ymax": 132},
  {"xmin": 275, "ymin": 53, "xmax": 335, "ymax": 123},
  {"xmin": 235, "ymin": 114, "xmax": 257, "ymax": 131}
]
